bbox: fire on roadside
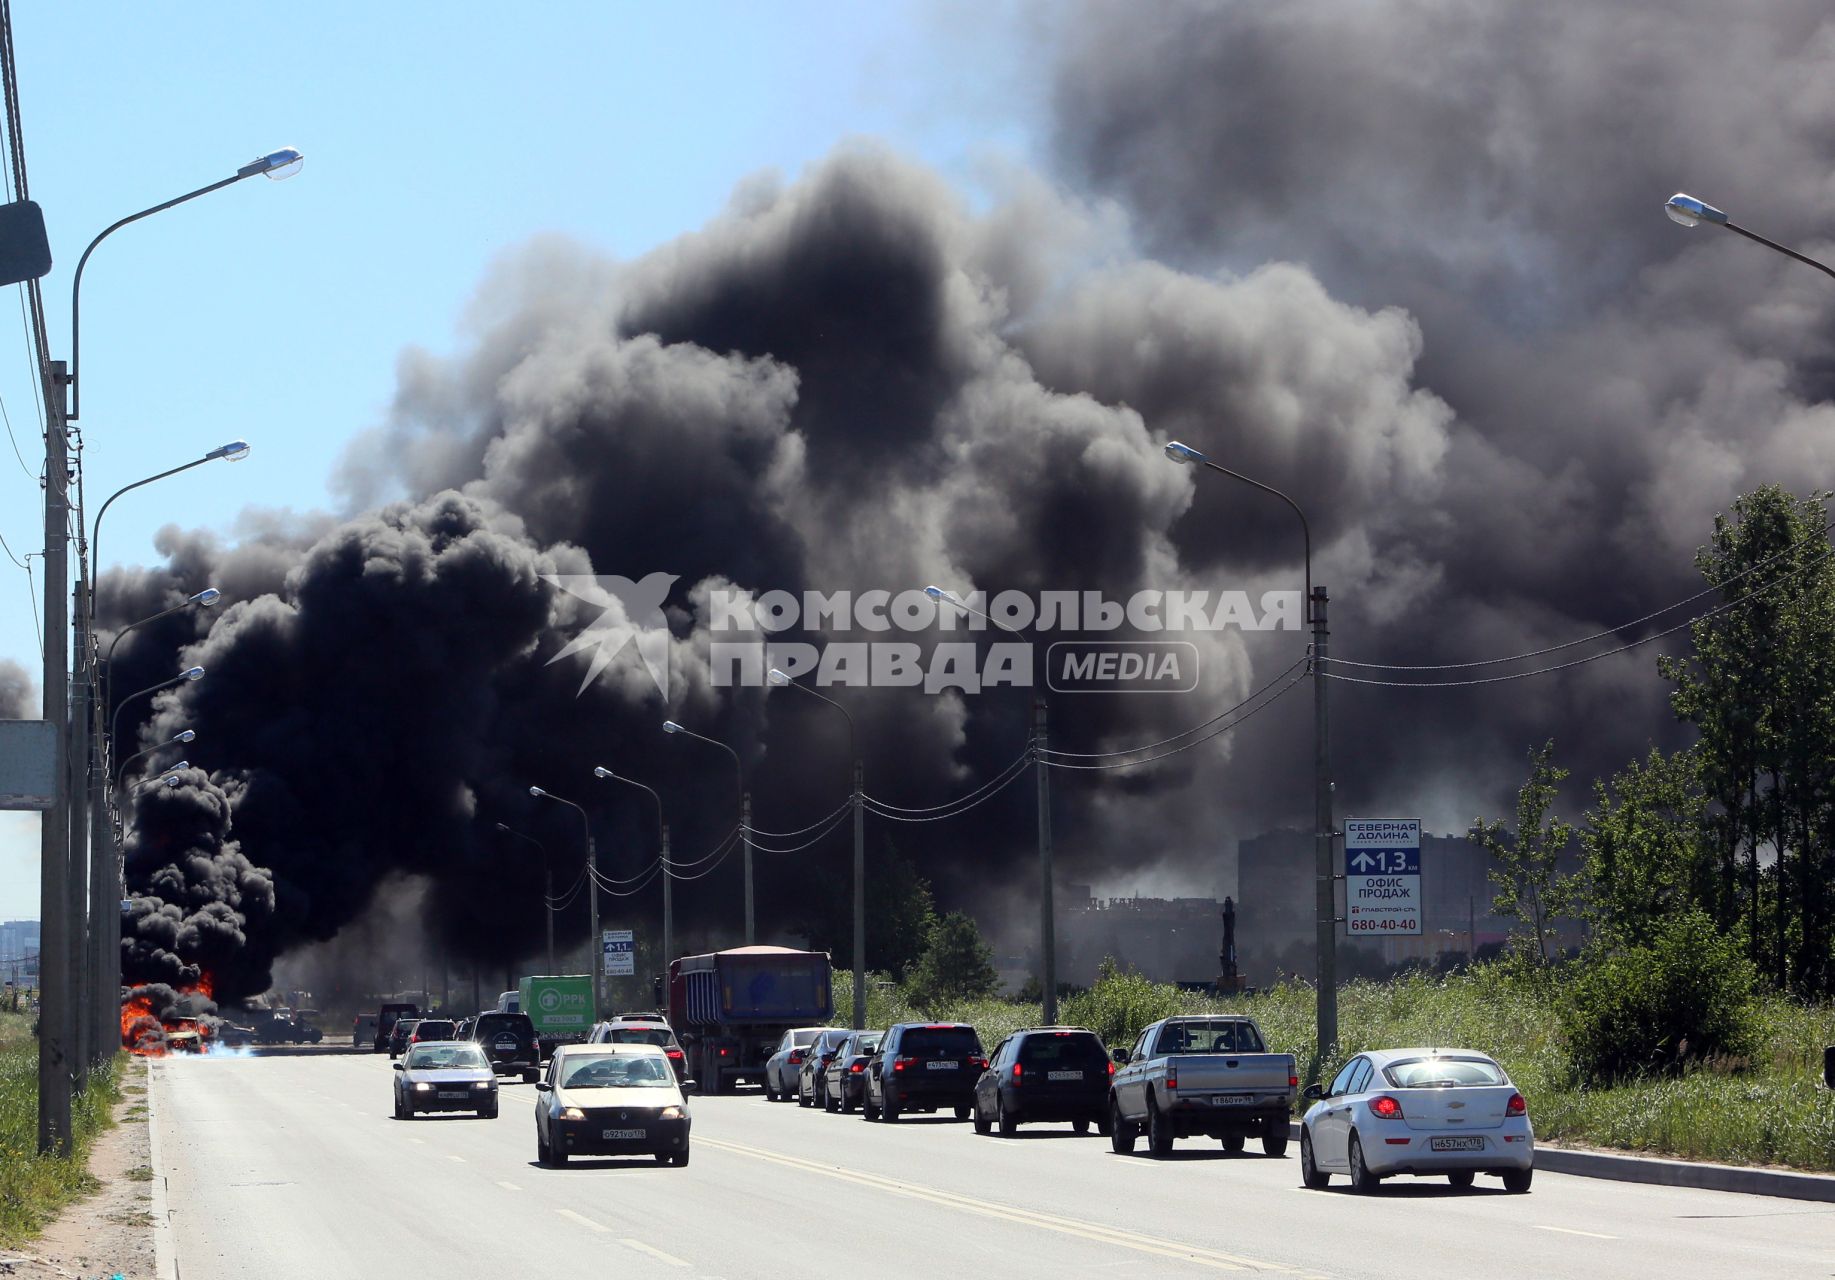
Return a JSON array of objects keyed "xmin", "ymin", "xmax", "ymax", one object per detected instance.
[{"xmin": 120, "ymin": 973, "xmax": 217, "ymax": 1056}]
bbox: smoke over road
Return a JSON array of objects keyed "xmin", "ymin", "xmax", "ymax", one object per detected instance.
[{"xmin": 101, "ymin": 3, "xmax": 1835, "ymax": 997}]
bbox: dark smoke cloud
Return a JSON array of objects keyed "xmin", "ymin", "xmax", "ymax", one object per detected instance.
[
  {"xmin": 0, "ymin": 658, "xmax": 33, "ymax": 718},
  {"xmin": 103, "ymin": 5, "xmax": 1835, "ymax": 994}
]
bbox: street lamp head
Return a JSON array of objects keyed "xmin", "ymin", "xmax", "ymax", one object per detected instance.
[
  {"xmin": 662, "ymin": 721, "xmax": 684, "ymax": 735},
  {"xmin": 189, "ymin": 588, "xmax": 221, "ymax": 607},
  {"xmin": 593, "ymin": 766, "xmax": 613, "ymax": 779},
  {"xmin": 164, "ymin": 775, "xmax": 180, "ymax": 789},
  {"xmin": 494, "ymin": 822, "xmax": 511, "ymax": 833},
  {"xmin": 1163, "ymin": 440, "xmax": 1209, "ymax": 466},
  {"xmin": 767, "ymin": 668, "xmax": 792, "ymax": 687},
  {"xmin": 1665, "ymin": 193, "xmax": 1729, "ymax": 228},
  {"xmin": 173, "ymin": 729, "xmax": 196, "ymax": 744},
  {"xmin": 924, "ymin": 585, "xmax": 961, "ymax": 606},
  {"xmin": 238, "ymin": 147, "xmax": 305, "ymax": 181},
  {"xmin": 181, "ymin": 666, "xmax": 204, "ymax": 681},
  {"xmin": 162, "ymin": 761, "xmax": 189, "ymax": 775},
  {"xmin": 205, "ymin": 440, "xmax": 251, "ymax": 463},
  {"xmin": 528, "ymin": 785, "xmax": 546, "ymax": 798}
]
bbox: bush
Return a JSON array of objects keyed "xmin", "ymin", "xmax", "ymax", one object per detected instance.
[
  {"xmin": 1558, "ymin": 909, "xmax": 1761, "ymax": 1085},
  {"xmin": 1059, "ymin": 958, "xmax": 1190, "ymax": 1047}
]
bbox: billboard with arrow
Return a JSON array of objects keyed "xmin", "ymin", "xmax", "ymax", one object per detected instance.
[{"xmin": 1344, "ymin": 819, "xmax": 1421, "ymax": 937}]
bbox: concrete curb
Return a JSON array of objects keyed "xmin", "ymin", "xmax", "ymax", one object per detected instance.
[
  {"xmin": 144, "ymin": 1058, "xmax": 178, "ymax": 1280},
  {"xmin": 1286, "ymin": 1121, "xmax": 1835, "ymax": 1203}
]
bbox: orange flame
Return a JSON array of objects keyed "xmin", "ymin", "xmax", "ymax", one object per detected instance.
[{"xmin": 120, "ymin": 972, "xmax": 218, "ymax": 1056}]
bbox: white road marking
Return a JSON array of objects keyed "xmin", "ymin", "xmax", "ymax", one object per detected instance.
[
  {"xmin": 496, "ymin": 1180, "xmax": 522, "ymax": 1192},
  {"xmin": 620, "ymin": 1238, "xmax": 691, "ymax": 1267},
  {"xmin": 407, "ymin": 1137, "xmax": 425, "ymax": 1144},
  {"xmin": 447, "ymin": 1155, "xmax": 466, "ymax": 1163},
  {"xmin": 557, "ymin": 1208, "xmax": 610, "ymax": 1233},
  {"xmin": 1533, "ymin": 1225, "xmax": 1617, "ymax": 1240}
]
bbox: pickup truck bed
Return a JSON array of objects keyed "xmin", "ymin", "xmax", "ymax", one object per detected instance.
[{"xmin": 1109, "ymin": 1015, "xmax": 1297, "ymax": 1158}]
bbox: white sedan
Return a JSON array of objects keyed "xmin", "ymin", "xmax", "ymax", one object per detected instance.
[{"xmin": 1299, "ymin": 1047, "xmax": 1534, "ymax": 1193}]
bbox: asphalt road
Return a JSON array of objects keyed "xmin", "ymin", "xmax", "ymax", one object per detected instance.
[{"xmin": 151, "ymin": 1048, "xmax": 1835, "ymax": 1279}]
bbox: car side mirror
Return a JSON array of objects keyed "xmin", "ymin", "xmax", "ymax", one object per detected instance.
[
  {"xmin": 1302, "ymin": 1083, "xmax": 1323, "ymax": 1101},
  {"xmin": 535, "ymin": 1081, "xmax": 552, "ymax": 1093},
  {"xmin": 1112, "ymin": 1048, "xmax": 1128, "ymax": 1065},
  {"xmin": 392, "ymin": 1062, "xmax": 404, "ymax": 1072}
]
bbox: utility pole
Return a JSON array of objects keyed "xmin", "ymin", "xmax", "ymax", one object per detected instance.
[
  {"xmin": 1312, "ymin": 585, "xmax": 1337, "ymax": 1061},
  {"xmin": 588, "ymin": 833, "xmax": 600, "ymax": 1018},
  {"xmin": 741, "ymin": 792, "xmax": 754, "ymax": 946},
  {"xmin": 660, "ymin": 823, "xmax": 673, "ymax": 975},
  {"xmin": 544, "ymin": 861, "xmax": 556, "ymax": 976},
  {"xmin": 37, "ymin": 362, "xmax": 72, "ymax": 1153},
  {"xmin": 852, "ymin": 758, "xmax": 864, "ymax": 1031},
  {"xmin": 1035, "ymin": 695, "xmax": 1056, "ymax": 1024},
  {"xmin": 66, "ymin": 580, "xmax": 90, "ymax": 1076}
]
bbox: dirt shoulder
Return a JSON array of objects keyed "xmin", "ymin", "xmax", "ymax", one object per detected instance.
[{"xmin": 0, "ymin": 1057, "xmax": 158, "ymax": 1280}]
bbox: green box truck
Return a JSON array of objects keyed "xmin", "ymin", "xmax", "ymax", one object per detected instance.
[{"xmin": 518, "ymin": 975, "xmax": 593, "ymax": 1057}]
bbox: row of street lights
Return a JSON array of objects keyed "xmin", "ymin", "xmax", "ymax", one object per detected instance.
[{"xmin": 35, "ymin": 146, "xmax": 301, "ymax": 1153}]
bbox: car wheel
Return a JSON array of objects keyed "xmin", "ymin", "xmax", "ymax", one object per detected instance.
[
  {"xmin": 1095, "ymin": 1108, "xmax": 1113, "ymax": 1138},
  {"xmin": 997, "ymin": 1095, "xmax": 1017, "ymax": 1138},
  {"xmin": 1072, "ymin": 1118, "xmax": 1090, "ymax": 1136},
  {"xmin": 1501, "ymin": 1167, "xmax": 1533, "ymax": 1193},
  {"xmin": 655, "ymin": 1151, "xmax": 671, "ymax": 1164},
  {"xmin": 824, "ymin": 1084, "xmax": 840, "ymax": 1113},
  {"xmin": 1147, "ymin": 1096, "xmax": 1174, "ymax": 1158},
  {"xmin": 392, "ymin": 1093, "xmax": 404, "ymax": 1120},
  {"xmin": 842, "ymin": 1085, "xmax": 856, "ymax": 1115},
  {"xmin": 1222, "ymin": 1132, "xmax": 1245, "ymax": 1153},
  {"xmin": 537, "ymin": 1132, "xmax": 552, "ymax": 1166},
  {"xmin": 1300, "ymin": 1129, "xmax": 1330, "ymax": 1189},
  {"xmin": 1262, "ymin": 1116, "xmax": 1289, "ymax": 1159},
  {"xmin": 672, "ymin": 1147, "xmax": 691, "ymax": 1167},
  {"xmin": 882, "ymin": 1094, "xmax": 900, "ymax": 1123},
  {"xmin": 953, "ymin": 1104, "xmax": 971, "ymax": 1121},
  {"xmin": 522, "ymin": 1069, "xmax": 538, "ymax": 1085},
  {"xmin": 1109, "ymin": 1100, "xmax": 1136, "ymax": 1155},
  {"xmin": 1348, "ymin": 1133, "xmax": 1380, "ymax": 1194},
  {"xmin": 799, "ymin": 1078, "xmax": 813, "ymax": 1108},
  {"xmin": 481, "ymin": 1102, "xmax": 499, "ymax": 1120},
  {"xmin": 1447, "ymin": 1170, "xmax": 1475, "ymax": 1189},
  {"xmin": 972, "ymin": 1097, "xmax": 991, "ymax": 1135}
]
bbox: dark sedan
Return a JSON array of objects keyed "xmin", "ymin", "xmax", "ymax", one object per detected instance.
[
  {"xmin": 973, "ymin": 1027, "xmax": 1113, "ymax": 1137},
  {"xmin": 820, "ymin": 1030, "xmax": 882, "ymax": 1113},
  {"xmin": 393, "ymin": 1042, "xmax": 499, "ymax": 1119},
  {"xmin": 535, "ymin": 1044, "xmax": 690, "ymax": 1167}
]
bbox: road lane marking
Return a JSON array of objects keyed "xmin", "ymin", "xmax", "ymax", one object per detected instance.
[
  {"xmin": 407, "ymin": 1137, "xmax": 425, "ymax": 1144},
  {"xmin": 447, "ymin": 1155, "xmax": 466, "ymax": 1163},
  {"xmin": 697, "ymin": 1137, "xmax": 1314, "ymax": 1274},
  {"xmin": 496, "ymin": 1181, "xmax": 522, "ymax": 1192},
  {"xmin": 557, "ymin": 1208, "xmax": 610, "ymax": 1233},
  {"xmin": 620, "ymin": 1238, "xmax": 690, "ymax": 1267},
  {"xmin": 1533, "ymin": 1225, "xmax": 1616, "ymax": 1240}
]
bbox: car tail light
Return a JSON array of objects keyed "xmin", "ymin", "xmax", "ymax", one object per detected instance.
[
  {"xmin": 789, "ymin": 1052, "xmax": 803, "ymax": 1065},
  {"xmin": 1506, "ymin": 1092, "xmax": 1526, "ymax": 1117},
  {"xmin": 666, "ymin": 1049, "xmax": 683, "ymax": 1060},
  {"xmin": 849, "ymin": 1061, "xmax": 864, "ymax": 1073},
  {"xmin": 1289, "ymin": 1075, "xmax": 1299, "ymax": 1087},
  {"xmin": 1369, "ymin": 1095, "xmax": 1404, "ymax": 1119},
  {"xmin": 1166, "ymin": 1065, "xmax": 1178, "ymax": 1090},
  {"xmin": 718, "ymin": 1047, "xmax": 730, "ymax": 1057},
  {"xmin": 970, "ymin": 1057, "xmax": 986, "ymax": 1070},
  {"xmin": 893, "ymin": 1056, "xmax": 914, "ymax": 1074},
  {"xmin": 1107, "ymin": 1061, "xmax": 1115, "ymax": 1078},
  {"xmin": 1011, "ymin": 1063, "xmax": 1023, "ymax": 1082}
]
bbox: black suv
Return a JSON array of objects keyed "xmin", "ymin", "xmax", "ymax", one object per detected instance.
[
  {"xmin": 863, "ymin": 1022, "xmax": 985, "ymax": 1122},
  {"xmin": 973, "ymin": 1026, "xmax": 1113, "ymax": 1137},
  {"xmin": 469, "ymin": 1011, "xmax": 541, "ymax": 1082}
]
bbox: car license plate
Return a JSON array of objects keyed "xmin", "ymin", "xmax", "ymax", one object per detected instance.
[
  {"xmin": 495, "ymin": 1040, "xmax": 516, "ymax": 1050},
  {"xmin": 1212, "ymin": 1094, "xmax": 1254, "ymax": 1106},
  {"xmin": 438, "ymin": 1090, "xmax": 465, "ymax": 1099},
  {"xmin": 1431, "ymin": 1136, "xmax": 1484, "ymax": 1151},
  {"xmin": 926, "ymin": 1061, "xmax": 958, "ymax": 1070},
  {"xmin": 1047, "ymin": 1070, "xmax": 1083, "ymax": 1081},
  {"xmin": 602, "ymin": 1128, "xmax": 646, "ymax": 1140}
]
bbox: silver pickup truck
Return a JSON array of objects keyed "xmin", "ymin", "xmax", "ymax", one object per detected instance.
[{"xmin": 1108, "ymin": 1015, "xmax": 1297, "ymax": 1158}]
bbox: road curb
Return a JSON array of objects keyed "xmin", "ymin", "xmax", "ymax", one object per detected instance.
[
  {"xmin": 1287, "ymin": 1121, "xmax": 1835, "ymax": 1202},
  {"xmin": 145, "ymin": 1058, "xmax": 178, "ymax": 1280}
]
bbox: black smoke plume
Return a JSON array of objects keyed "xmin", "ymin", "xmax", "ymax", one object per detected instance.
[{"xmin": 0, "ymin": 658, "xmax": 33, "ymax": 718}]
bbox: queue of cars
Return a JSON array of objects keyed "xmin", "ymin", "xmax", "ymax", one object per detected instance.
[{"xmin": 371, "ymin": 1005, "xmax": 1535, "ymax": 1193}]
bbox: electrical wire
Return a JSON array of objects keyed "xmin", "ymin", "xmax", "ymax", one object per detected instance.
[
  {"xmin": 742, "ymin": 803, "xmax": 855, "ymax": 855},
  {"xmin": 589, "ymin": 856, "xmax": 667, "ymax": 888},
  {"xmin": 660, "ymin": 824, "xmax": 742, "ymax": 872},
  {"xmin": 743, "ymin": 797, "xmax": 853, "ymax": 840},
  {"xmin": 544, "ymin": 864, "xmax": 590, "ymax": 912},
  {"xmin": 1332, "ymin": 519, "xmax": 1835, "ymax": 672},
  {"xmin": 665, "ymin": 834, "xmax": 747, "ymax": 882},
  {"xmin": 1326, "ymin": 542, "xmax": 1835, "ymax": 689},
  {"xmin": 861, "ymin": 745, "xmax": 1033, "ymax": 814},
  {"xmin": 1040, "ymin": 667, "xmax": 1310, "ymax": 771},
  {"xmin": 864, "ymin": 753, "xmax": 1035, "ymax": 822},
  {"xmin": 1036, "ymin": 651, "xmax": 1311, "ymax": 759},
  {"xmin": 592, "ymin": 861, "xmax": 665, "ymax": 898}
]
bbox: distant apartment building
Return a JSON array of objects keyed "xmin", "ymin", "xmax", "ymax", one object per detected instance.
[
  {"xmin": 1055, "ymin": 885, "xmax": 1228, "ymax": 987},
  {"xmin": 0, "ymin": 918, "xmax": 39, "ymax": 962}
]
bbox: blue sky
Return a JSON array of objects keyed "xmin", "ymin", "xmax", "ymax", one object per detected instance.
[{"xmin": 0, "ymin": 1, "xmax": 1036, "ymax": 919}]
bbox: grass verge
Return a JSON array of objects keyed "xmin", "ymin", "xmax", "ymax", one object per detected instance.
[
  {"xmin": 833, "ymin": 967, "xmax": 1835, "ymax": 1172},
  {"xmin": 0, "ymin": 1009, "xmax": 125, "ymax": 1248}
]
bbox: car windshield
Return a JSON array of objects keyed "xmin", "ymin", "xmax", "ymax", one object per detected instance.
[
  {"xmin": 1383, "ymin": 1057, "xmax": 1506, "ymax": 1088},
  {"xmin": 791, "ymin": 1029, "xmax": 824, "ymax": 1048},
  {"xmin": 1019, "ymin": 1034, "xmax": 1107, "ymax": 1066},
  {"xmin": 603, "ymin": 1027, "xmax": 673, "ymax": 1047},
  {"xmin": 407, "ymin": 1044, "xmax": 487, "ymax": 1070},
  {"xmin": 1152, "ymin": 1020, "xmax": 1265, "ymax": 1054},
  {"xmin": 416, "ymin": 1021, "xmax": 454, "ymax": 1036},
  {"xmin": 560, "ymin": 1054, "xmax": 675, "ymax": 1090},
  {"xmin": 899, "ymin": 1027, "xmax": 981, "ymax": 1056},
  {"xmin": 474, "ymin": 1015, "xmax": 529, "ymax": 1036}
]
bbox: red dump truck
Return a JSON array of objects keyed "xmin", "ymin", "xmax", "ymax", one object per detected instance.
[{"xmin": 667, "ymin": 946, "xmax": 833, "ymax": 1094}]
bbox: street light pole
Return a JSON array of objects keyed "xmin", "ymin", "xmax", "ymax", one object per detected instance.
[
  {"xmin": 769, "ymin": 669, "xmax": 865, "ymax": 1030},
  {"xmin": 495, "ymin": 823, "xmax": 555, "ymax": 976},
  {"xmin": 36, "ymin": 361, "xmax": 72, "ymax": 1154},
  {"xmin": 1164, "ymin": 440, "xmax": 1335, "ymax": 1063},
  {"xmin": 661, "ymin": 720, "xmax": 753, "ymax": 944},
  {"xmin": 592, "ymin": 768, "xmax": 671, "ymax": 978},
  {"xmin": 1664, "ymin": 193, "xmax": 1835, "ymax": 282},
  {"xmin": 924, "ymin": 585, "xmax": 1058, "ymax": 1024},
  {"xmin": 529, "ymin": 787, "xmax": 597, "ymax": 1017}
]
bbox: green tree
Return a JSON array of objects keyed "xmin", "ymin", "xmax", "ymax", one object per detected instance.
[
  {"xmin": 1469, "ymin": 740, "xmax": 1581, "ymax": 965},
  {"xmin": 904, "ymin": 911, "xmax": 999, "ymax": 1008},
  {"xmin": 1582, "ymin": 747, "xmax": 1716, "ymax": 947}
]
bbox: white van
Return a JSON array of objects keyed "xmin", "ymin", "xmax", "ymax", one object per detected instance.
[{"xmin": 495, "ymin": 990, "xmax": 520, "ymax": 1014}]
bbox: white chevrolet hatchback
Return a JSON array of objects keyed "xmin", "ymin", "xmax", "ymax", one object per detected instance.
[{"xmin": 1299, "ymin": 1048, "xmax": 1534, "ymax": 1193}]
